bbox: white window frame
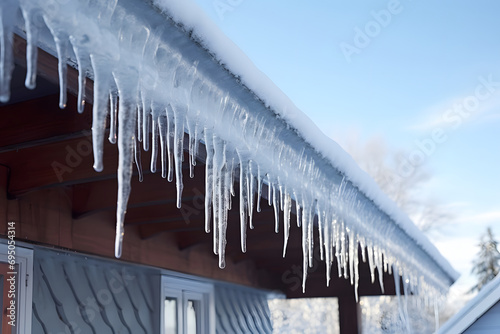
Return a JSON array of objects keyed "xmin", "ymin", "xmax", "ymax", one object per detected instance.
[
  {"xmin": 161, "ymin": 276, "xmax": 215, "ymax": 334},
  {"xmin": 0, "ymin": 243, "xmax": 33, "ymax": 334}
]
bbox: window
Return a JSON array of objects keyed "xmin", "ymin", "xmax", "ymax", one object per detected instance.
[
  {"xmin": 161, "ymin": 276, "xmax": 215, "ymax": 334},
  {"xmin": 0, "ymin": 243, "xmax": 33, "ymax": 334}
]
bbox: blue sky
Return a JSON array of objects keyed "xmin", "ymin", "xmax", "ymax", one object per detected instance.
[{"xmin": 191, "ymin": 0, "xmax": 500, "ymax": 294}]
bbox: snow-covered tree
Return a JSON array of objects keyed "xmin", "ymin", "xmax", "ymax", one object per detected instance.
[{"xmin": 471, "ymin": 227, "xmax": 500, "ymax": 292}]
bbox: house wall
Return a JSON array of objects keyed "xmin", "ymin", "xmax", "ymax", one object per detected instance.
[
  {"xmin": 464, "ymin": 300, "xmax": 500, "ymax": 334},
  {"xmin": 214, "ymin": 283, "xmax": 273, "ymax": 334},
  {"xmin": 0, "ymin": 173, "xmax": 279, "ymax": 292},
  {"xmin": 29, "ymin": 246, "xmax": 274, "ymax": 333},
  {"xmin": 31, "ymin": 247, "xmax": 161, "ymax": 333}
]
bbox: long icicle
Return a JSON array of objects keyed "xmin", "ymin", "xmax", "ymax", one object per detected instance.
[
  {"xmin": 54, "ymin": 38, "xmax": 68, "ymax": 109},
  {"xmin": 113, "ymin": 74, "xmax": 138, "ymax": 258},
  {"xmin": 22, "ymin": 8, "xmax": 39, "ymax": 90},
  {"xmin": 90, "ymin": 55, "xmax": 111, "ymax": 173},
  {"xmin": 204, "ymin": 129, "xmax": 213, "ymax": 234},
  {"xmin": 238, "ymin": 154, "xmax": 248, "ymax": 253},
  {"xmin": 171, "ymin": 104, "xmax": 184, "ymax": 208},
  {"xmin": 283, "ymin": 189, "xmax": 291, "ymax": 258}
]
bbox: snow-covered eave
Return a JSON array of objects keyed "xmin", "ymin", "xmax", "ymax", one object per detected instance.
[{"xmin": 0, "ymin": 0, "xmax": 457, "ymax": 296}]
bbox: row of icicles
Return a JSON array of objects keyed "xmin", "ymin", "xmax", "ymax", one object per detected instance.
[{"xmin": 0, "ymin": 1, "xmax": 445, "ymax": 312}]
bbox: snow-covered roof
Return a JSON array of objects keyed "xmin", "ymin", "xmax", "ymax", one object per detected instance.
[
  {"xmin": 438, "ymin": 275, "xmax": 500, "ymax": 333},
  {"xmin": 0, "ymin": 0, "xmax": 458, "ymax": 297}
]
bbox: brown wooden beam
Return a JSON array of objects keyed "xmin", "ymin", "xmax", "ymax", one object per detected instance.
[
  {"xmin": 0, "ymin": 94, "xmax": 92, "ymax": 153},
  {"xmin": 13, "ymin": 34, "xmax": 94, "ymax": 103},
  {"xmin": 0, "ymin": 165, "xmax": 8, "ymax": 233},
  {"xmin": 338, "ymin": 295, "xmax": 360, "ymax": 334},
  {"xmin": 72, "ymin": 163, "xmax": 204, "ymax": 219},
  {"xmin": 0, "ymin": 135, "xmax": 118, "ymax": 196},
  {"xmin": 139, "ymin": 223, "xmax": 204, "ymax": 240}
]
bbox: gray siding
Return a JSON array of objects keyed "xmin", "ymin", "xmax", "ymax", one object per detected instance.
[
  {"xmin": 215, "ymin": 284, "xmax": 273, "ymax": 334},
  {"xmin": 32, "ymin": 248, "xmax": 160, "ymax": 334},
  {"xmin": 464, "ymin": 300, "xmax": 500, "ymax": 334},
  {"xmin": 31, "ymin": 247, "xmax": 274, "ymax": 333}
]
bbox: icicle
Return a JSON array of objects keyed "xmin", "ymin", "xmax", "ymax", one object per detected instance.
[
  {"xmin": 133, "ymin": 134, "xmax": 143, "ymax": 182},
  {"xmin": 171, "ymin": 104, "xmax": 185, "ymax": 208},
  {"xmin": 324, "ymin": 213, "xmax": 332, "ymax": 286},
  {"xmin": 349, "ymin": 230, "xmax": 354, "ymax": 286},
  {"xmin": 267, "ymin": 175, "xmax": 272, "ymax": 207},
  {"xmin": 306, "ymin": 205, "xmax": 313, "ymax": 268},
  {"xmin": 238, "ymin": 154, "xmax": 248, "ymax": 253},
  {"xmin": 211, "ymin": 141, "xmax": 219, "ymax": 256},
  {"xmin": 21, "ymin": 9, "xmax": 40, "ymax": 90},
  {"xmin": 189, "ymin": 149, "xmax": 195, "ymax": 178},
  {"xmin": 228, "ymin": 157, "xmax": 234, "ymax": 210},
  {"xmin": 71, "ymin": 45, "xmax": 88, "ymax": 113},
  {"xmin": 335, "ymin": 222, "xmax": 342, "ymax": 278},
  {"xmin": 372, "ymin": 246, "xmax": 385, "ymax": 293},
  {"xmin": 54, "ymin": 39, "xmax": 68, "ymax": 109},
  {"xmin": 158, "ymin": 115, "xmax": 168, "ymax": 178},
  {"xmin": 296, "ymin": 198, "xmax": 302, "ymax": 228},
  {"xmin": 341, "ymin": 223, "xmax": 348, "ymax": 279},
  {"xmin": 403, "ymin": 275, "xmax": 411, "ymax": 333},
  {"xmin": 282, "ymin": 190, "xmax": 291, "ymax": 258},
  {"xmin": 109, "ymin": 91, "xmax": 118, "ymax": 143},
  {"xmin": 317, "ymin": 204, "xmax": 324, "ymax": 261},
  {"xmin": 393, "ymin": 267, "xmax": 409, "ymax": 332},
  {"xmin": 256, "ymin": 165, "xmax": 262, "ymax": 213},
  {"xmin": 229, "ymin": 157, "xmax": 235, "ymax": 197},
  {"xmin": 137, "ymin": 92, "xmax": 144, "ymax": 143},
  {"xmin": 368, "ymin": 244, "xmax": 376, "ymax": 283},
  {"xmin": 279, "ymin": 182, "xmax": 284, "ymax": 211},
  {"xmin": 217, "ymin": 163, "xmax": 226, "ymax": 268},
  {"xmin": 165, "ymin": 105, "xmax": 175, "ymax": 182},
  {"xmin": 248, "ymin": 161, "xmax": 255, "ymax": 229},
  {"xmin": 113, "ymin": 77, "xmax": 138, "ymax": 258},
  {"xmin": 213, "ymin": 136, "xmax": 226, "ymax": 265},
  {"xmin": 150, "ymin": 103, "xmax": 160, "ymax": 174},
  {"xmin": 186, "ymin": 117, "xmax": 196, "ymax": 178},
  {"xmin": 353, "ymin": 234, "xmax": 360, "ymax": 302},
  {"xmin": 272, "ymin": 183, "xmax": 279, "ymax": 233},
  {"xmin": 359, "ymin": 236, "xmax": 366, "ymax": 263},
  {"xmin": 142, "ymin": 96, "xmax": 151, "ymax": 151},
  {"xmin": 90, "ymin": 55, "xmax": 112, "ymax": 173},
  {"xmin": 204, "ymin": 129, "xmax": 213, "ymax": 234},
  {"xmin": 219, "ymin": 163, "xmax": 231, "ymax": 269},
  {"xmin": 193, "ymin": 124, "xmax": 200, "ymax": 167},
  {"xmin": 0, "ymin": 1, "xmax": 16, "ymax": 103},
  {"xmin": 301, "ymin": 208, "xmax": 309, "ymax": 293},
  {"xmin": 385, "ymin": 253, "xmax": 390, "ymax": 274}
]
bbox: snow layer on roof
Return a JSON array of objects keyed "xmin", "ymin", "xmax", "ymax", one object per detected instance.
[
  {"xmin": 438, "ymin": 275, "xmax": 500, "ymax": 333},
  {"xmin": 0, "ymin": 0, "xmax": 457, "ymax": 305}
]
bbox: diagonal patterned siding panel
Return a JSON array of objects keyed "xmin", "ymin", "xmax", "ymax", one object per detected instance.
[
  {"xmin": 62, "ymin": 261, "xmax": 114, "ymax": 334},
  {"xmin": 32, "ymin": 249, "xmax": 160, "ymax": 334},
  {"xmin": 39, "ymin": 259, "xmax": 94, "ymax": 333},
  {"xmin": 32, "ymin": 262, "xmax": 75, "ymax": 333},
  {"xmin": 215, "ymin": 284, "xmax": 273, "ymax": 334}
]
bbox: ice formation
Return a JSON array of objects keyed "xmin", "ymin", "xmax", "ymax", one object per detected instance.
[{"xmin": 0, "ymin": 0, "xmax": 457, "ymax": 311}]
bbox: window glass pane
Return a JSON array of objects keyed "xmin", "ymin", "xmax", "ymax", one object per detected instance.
[
  {"xmin": 164, "ymin": 298, "xmax": 177, "ymax": 334},
  {"xmin": 186, "ymin": 300, "xmax": 198, "ymax": 334}
]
